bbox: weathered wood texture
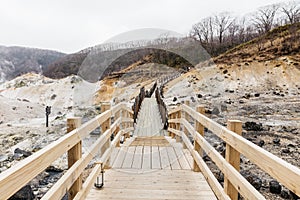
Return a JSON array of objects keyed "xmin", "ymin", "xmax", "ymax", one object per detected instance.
[
  {"xmin": 86, "ymin": 170, "xmax": 217, "ymax": 200},
  {"xmin": 67, "ymin": 117, "xmax": 82, "ymax": 199},
  {"xmin": 224, "ymin": 120, "xmax": 242, "ymax": 200}
]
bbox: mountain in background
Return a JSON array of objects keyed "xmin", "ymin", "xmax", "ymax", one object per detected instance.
[
  {"xmin": 0, "ymin": 46, "xmax": 65, "ymax": 83},
  {"xmin": 1, "ymin": 22, "xmax": 299, "ymax": 84}
]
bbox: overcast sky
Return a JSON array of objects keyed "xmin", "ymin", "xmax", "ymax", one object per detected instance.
[{"xmin": 0, "ymin": 0, "xmax": 285, "ymax": 53}]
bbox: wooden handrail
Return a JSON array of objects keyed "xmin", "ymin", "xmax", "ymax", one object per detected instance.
[
  {"xmin": 181, "ymin": 118, "xmax": 264, "ymax": 199},
  {"xmin": 0, "ymin": 102, "xmax": 133, "ymax": 199},
  {"xmin": 168, "ymin": 104, "xmax": 300, "ymax": 198},
  {"xmin": 181, "ymin": 104, "xmax": 300, "ymax": 196},
  {"xmin": 41, "ymin": 118, "xmax": 121, "ymax": 200}
]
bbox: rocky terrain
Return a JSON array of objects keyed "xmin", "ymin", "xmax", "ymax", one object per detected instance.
[{"xmin": 0, "ymin": 23, "xmax": 300, "ymax": 199}]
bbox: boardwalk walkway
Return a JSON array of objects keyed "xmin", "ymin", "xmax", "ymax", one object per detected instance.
[
  {"xmin": 134, "ymin": 97, "xmax": 163, "ymax": 137},
  {"xmin": 86, "ymin": 136, "xmax": 217, "ymax": 200}
]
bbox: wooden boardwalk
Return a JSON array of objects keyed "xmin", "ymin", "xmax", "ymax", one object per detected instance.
[
  {"xmin": 86, "ymin": 136, "xmax": 217, "ymax": 200},
  {"xmin": 1, "ymin": 100, "xmax": 300, "ymax": 199},
  {"xmin": 134, "ymin": 98, "xmax": 163, "ymax": 137}
]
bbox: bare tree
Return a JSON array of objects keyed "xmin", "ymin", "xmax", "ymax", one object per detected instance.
[
  {"xmin": 214, "ymin": 12, "xmax": 235, "ymax": 44},
  {"xmin": 227, "ymin": 20, "xmax": 240, "ymax": 46},
  {"xmin": 253, "ymin": 4, "xmax": 279, "ymax": 33},
  {"xmin": 281, "ymin": 1, "xmax": 300, "ymax": 24},
  {"xmin": 190, "ymin": 17, "xmax": 214, "ymax": 44}
]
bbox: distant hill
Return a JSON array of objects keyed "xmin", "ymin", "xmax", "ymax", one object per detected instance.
[
  {"xmin": 0, "ymin": 46, "xmax": 65, "ymax": 83},
  {"xmin": 214, "ymin": 22, "xmax": 300, "ymax": 65},
  {"xmin": 43, "ymin": 38, "xmax": 209, "ymax": 81}
]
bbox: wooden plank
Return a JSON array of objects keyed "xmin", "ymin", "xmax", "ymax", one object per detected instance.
[
  {"xmin": 151, "ymin": 146, "xmax": 161, "ymax": 169},
  {"xmin": 171, "ymin": 144, "xmax": 191, "ymax": 170},
  {"xmin": 112, "ymin": 146, "xmax": 128, "ymax": 168},
  {"xmin": 142, "ymin": 146, "xmax": 151, "ymax": 169},
  {"xmin": 109, "ymin": 148, "xmax": 120, "ymax": 167},
  {"xmin": 194, "ymin": 106, "xmax": 205, "ymax": 172},
  {"xmin": 86, "ymin": 170, "xmax": 217, "ymax": 200},
  {"xmin": 182, "ymin": 104, "xmax": 300, "ymax": 196},
  {"xmin": 67, "ymin": 118, "xmax": 82, "ymax": 199},
  {"xmin": 122, "ymin": 146, "xmax": 136, "ymax": 168},
  {"xmin": 183, "ymin": 149, "xmax": 194, "ymax": 169},
  {"xmin": 73, "ymin": 164, "xmax": 101, "ymax": 200},
  {"xmin": 179, "ymin": 132, "xmax": 231, "ymax": 200},
  {"xmin": 224, "ymin": 120, "xmax": 242, "ymax": 200},
  {"xmin": 159, "ymin": 147, "xmax": 171, "ymax": 170},
  {"xmin": 132, "ymin": 146, "xmax": 143, "ymax": 169},
  {"xmin": 166, "ymin": 147, "xmax": 181, "ymax": 170}
]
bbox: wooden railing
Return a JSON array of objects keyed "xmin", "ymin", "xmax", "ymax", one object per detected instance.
[
  {"xmin": 0, "ymin": 102, "xmax": 134, "ymax": 200},
  {"xmin": 168, "ymin": 103, "xmax": 300, "ymax": 200}
]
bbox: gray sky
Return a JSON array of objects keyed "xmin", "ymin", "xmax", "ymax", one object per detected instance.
[{"xmin": 0, "ymin": 0, "xmax": 284, "ymax": 53}]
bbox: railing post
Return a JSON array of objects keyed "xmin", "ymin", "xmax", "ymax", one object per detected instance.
[
  {"xmin": 101, "ymin": 103, "xmax": 111, "ymax": 167},
  {"xmin": 67, "ymin": 117, "xmax": 82, "ymax": 199},
  {"xmin": 224, "ymin": 120, "xmax": 242, "ymax": 200},
  {"xmin": 175, "ymin": 111, "xmax": 181, "ymax": 142},
  {"xmin": 193, "ymin": 106, "xmax": 205, "ymax": 172},
  {"xmin": 182, "ymin": 101, "xmax": 190, "ymax": 149},
  {"xmin": 169, "ymin": 113, "xmax": 174, "ymax": 138}
]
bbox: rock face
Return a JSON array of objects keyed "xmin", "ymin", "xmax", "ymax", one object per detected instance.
[
  {"xmin": 244, "ymin": 122, "xmax": 264, "ymax": 131},
  {"xmin": 8, "ymin": 185, "xmax": 34, "ymax": 200},
  {"xmin": 269, "ymin": 180, "xmax": 282, "ymax": 194}
]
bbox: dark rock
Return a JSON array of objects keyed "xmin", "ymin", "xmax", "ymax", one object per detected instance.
[
  {"xmin": 225, "ymin": 99, "xmax": 233, "ymax": 104},
  {"xmin": 51, "ymin": 94, "xmax": 57, "ymax": 100},
  {"xmin": 281, "ymin": 148, "xmax": 290, "ymax": 153},
  {"xmin": 216, "ymin": 171, "xmax": 224, "ymax": 182},
  {"xmin": 203, "ymin": 155, "xmax": 211, "ymax": 162},
  {"xmin": 269, "ymin": 180, "xmax": 282, "ymax": 194},
  {"xmin": 8, "ymin": 185, "xmax": 34, "ymax": 200},
  {"xmin": 46, "ymin": 166, "xmax": 63, "ymax": 173},
  {"xmin": 190, "ymin": 96, "xmax": 195, "ymax": 102},
  {"xmin": 212, "ymin": 107, "xmax": 220, "ymax": 115},
  {"xmin": 290, "ymin": 190, "xmax": 300, "ymax": 199},
  {"xmin": 197, "ymin": 94, "xmax": 203, "ymax": 98},
  {"xmin": 242, "ymin": 172, "xmax": 262, "ymax": 190},
  {"xmin": 22, "ymin": 99, "xmax": 30, "ymax": 102},
  {"xmin": 243, "ymin": 93, "xmax": 251, "ymax": 99},
  {"xmin": 287, "ymin": 144, "xmax": 296, "ymax": 148},
  {"xmin": 12, "ymin": 107, "xmax": 17, "ymax": 110},
  {"xmin": 220, "ymin": 104, "xmax": 227, "ymax": 112},
  {"xmin": 229, "ymin": 90, "xmax": 234, "ymax": 93},
  {"xmin": 173, "ymin": 97, "xmax": 177, "ymax": 102},
  {"xmin": 273, "ymin": 138, "xmax": 280, "ymax": 144},
  {"xmin": 281, "ymin": 189, "xmax": 290, "ymax": 199},
  {"xmin": 223, "ymin": 69, "xmax": 228, "ymax": 74},
  {"xmin": 14, "ymin": 148, "xmax": 32, "ymax": 158},
  {"xmin": 254, "ymin": 93, "xmax": 260, "ymax": 97},
  {"xmin": 244, "ymin": 122, "xmax": 263, "ymax": 131},
  {"xmin": 239, "ymin": 100, "xmax": 245, "ymax": 104},
  {"xmin": 258, "ymin": 140, "xmax": 265, "ymax": 147},
  {"xmin": 205, "ymin": 110, "xmax": 212, "ymax": 114}
]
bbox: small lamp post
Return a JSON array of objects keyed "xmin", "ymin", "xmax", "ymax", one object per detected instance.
[{"xmin": 45, "ymin": 106, "xmax": 51, "ymax": 127}]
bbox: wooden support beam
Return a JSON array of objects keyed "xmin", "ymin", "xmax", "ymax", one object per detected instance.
[
  {"xmin": 224, "ymin": 120, "xmax": 242, "ymax": 200},
  {"xmin": 67, "ymin": 117, "xmax": 82, "ymax": 199},
  {"xmin": 175, "ymin": 111, "xmax": 181, "ymax": 143},
  {"xmin": 182, "ymin": 101, "xmax": 190, "ymax": 149},
  {"xmin": 101, "ymin": 103, "xmax": 111, "ymax": 167},
  {"xmin": 193, "ymin": 106, "xmax": 205, "ymax": 172}
]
